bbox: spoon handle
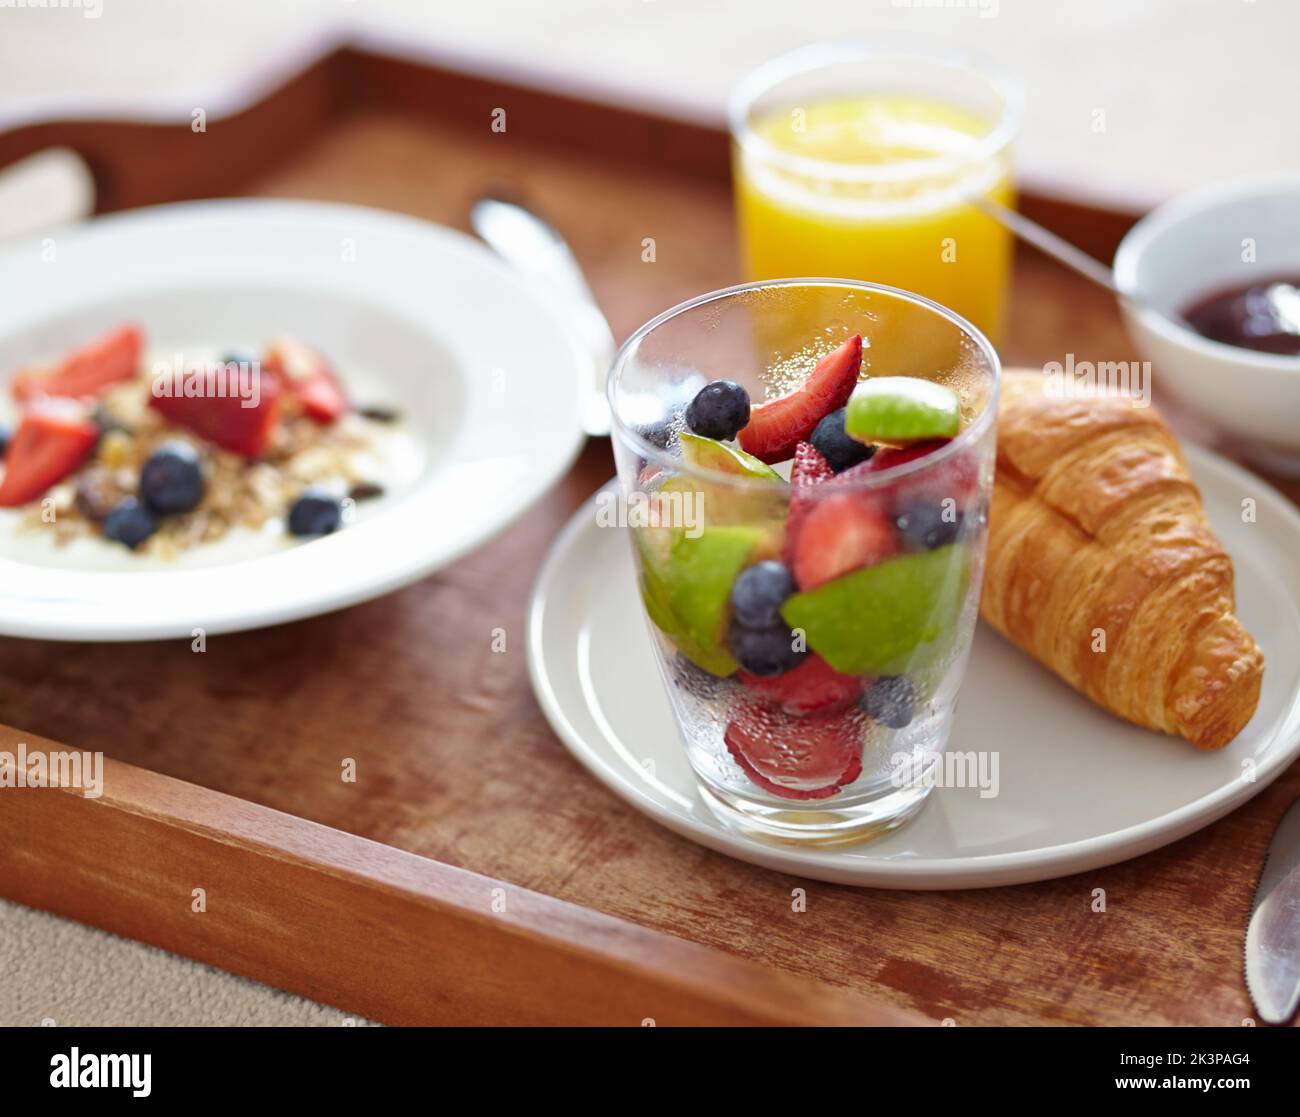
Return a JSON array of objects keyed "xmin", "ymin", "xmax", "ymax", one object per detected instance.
[
  {"xmin": 470, "ymin": 194, "xmax": 615, "ymax": 437},
  {"xmin": 972, "ymin": 195, "xmax": 1124, "ymax": 299}
]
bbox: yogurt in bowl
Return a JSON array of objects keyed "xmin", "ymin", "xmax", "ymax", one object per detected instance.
[{"xmin": 0, "ymin": 330, "xmax": 426, "ymax": 571}]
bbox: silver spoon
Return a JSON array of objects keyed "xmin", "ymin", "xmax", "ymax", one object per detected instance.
[
  {"xmin": 972, "ymin": 195, "xmax": 1130, "ymax": 301},
  {"xmin": 470, "ymin": 193, "xmax": 615, "ymax": 437}
]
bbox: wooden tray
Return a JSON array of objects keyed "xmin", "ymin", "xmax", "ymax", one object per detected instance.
[{"xmin": 1, "ymin": 39, "xmax": 1296, "ymax": 1027}]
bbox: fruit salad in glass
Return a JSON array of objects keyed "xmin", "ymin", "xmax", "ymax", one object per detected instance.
[{"xmin": 608, "ymin": 279, "xmax": 999, "ymax": 845}]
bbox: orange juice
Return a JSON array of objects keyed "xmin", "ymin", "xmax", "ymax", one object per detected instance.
[{"xmin": 734, "ymin": 94, "xmax": 1015, "ymax": 346}]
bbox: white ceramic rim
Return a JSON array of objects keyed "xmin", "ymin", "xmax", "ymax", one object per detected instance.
[
  {"xmin": 0, "ymin": 198, "xmax": 589, "ymax": 641},
  {"xmin": 527, "ymin": 448, "xmax": 1300, "ymax": 888},
  {"xmin": 1113, "ymin": 170, "xmax": 1300, "ymax": 379}
]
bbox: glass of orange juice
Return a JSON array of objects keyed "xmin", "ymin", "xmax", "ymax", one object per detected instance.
[{"xmin": 730, "ymin": 38, "xmax": 1022, "ymax": 347}]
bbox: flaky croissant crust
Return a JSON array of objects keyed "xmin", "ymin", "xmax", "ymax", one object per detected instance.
[{"xmin": 980, "ymin": 371, "xmax": 1264, "ymax": 749}]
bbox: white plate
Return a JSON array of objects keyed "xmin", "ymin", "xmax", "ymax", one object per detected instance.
[
  {"xmin": 528, "ymin": 447, "xmax": 1300, "ymax": 889},
  {"xmin": 0, "ymin": 199, "xmax": 586, "ymax": 640}
]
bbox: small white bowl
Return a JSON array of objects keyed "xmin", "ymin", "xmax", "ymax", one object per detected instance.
[{"xmin": 1114, "ymin": 173, "xmax": 1300, "ymax": 475}]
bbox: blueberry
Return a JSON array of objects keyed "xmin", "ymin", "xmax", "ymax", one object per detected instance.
[
  {"xmin": 811, "ymin": 407, "xmax": 874, "ymax": 472},
  {"xmin": 0, "ymin": 424, "xmax": 10, "ymax": 459},
  {"xmin": 728, "ymin": 622, "xmax": 807, "ymax": 677},
  {"xmin": 863, "ymin": 675, "xmax": 916, "ymax": 729},
  {"xmin": 895, "ymin": 500, "xmax": 963, "ymax": 552},
  {"xmin": 288, "ymin": 488, "xmax": 342, "ymax": 537},
  {"xmin": 685, "ymin": 379, "xmax": 750, "ymax": 441},
  {"xmin": 637, "ymin": 419, "xmax": 673, "ymax": 450},
  {"xmin": 730, "ymin": 560, "xmax": 796, "ymax": 629},
  {"xmin": 103, "ymin": 498, "xmax": 157, "ymax": 550},
  {"xmin": 140, "ymin": 442, "xmax": 205, "ymax": 515},
  {"xmin": 220, "ymin": 349, "xmax": 257, "ymax": 368}
]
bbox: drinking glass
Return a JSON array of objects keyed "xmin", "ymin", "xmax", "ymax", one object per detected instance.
[
  {"xmin": 731, "ymin": 38, "xmax": 1021, "ymax": 347},
  {"xmin": 607, "ymin": 279, "xmax": 999, "ymax": 845}
]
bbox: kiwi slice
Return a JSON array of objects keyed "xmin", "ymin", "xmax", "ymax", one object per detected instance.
[
  {"xmin": 844, "ymin": 377, "xmax": 960, "ymax": 445},
  {"xmin": 781, "ymin": 544, "xmax": 970, "ymax": 675}
]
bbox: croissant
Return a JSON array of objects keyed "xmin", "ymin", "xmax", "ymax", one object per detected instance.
[{"xmin": 980, "ymin": 369, "xmax": 1263, "ymax": 749}]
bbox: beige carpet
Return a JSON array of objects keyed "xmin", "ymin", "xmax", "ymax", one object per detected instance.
[{"xmin": 0, "ymin": 899, "xmax": 374, "ymax": 1027}]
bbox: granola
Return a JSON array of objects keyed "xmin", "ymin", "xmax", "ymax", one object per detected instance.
[{"xmin": 1, "ymin": 326, "xmax": 395, "ymax": 556}]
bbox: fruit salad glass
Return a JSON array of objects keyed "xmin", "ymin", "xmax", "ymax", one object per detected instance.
[{"xmin": 607, "ymin": 279, "xmax": 999, "ymax": 845}]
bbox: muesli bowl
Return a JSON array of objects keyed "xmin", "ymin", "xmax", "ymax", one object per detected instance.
[
  {"xmin": 608, "ymin": 278, "xmax": 999, "ymax": 845},
  {"xmin": 0, "ymin": 198, "xmax": 587, "ymax": 639}
]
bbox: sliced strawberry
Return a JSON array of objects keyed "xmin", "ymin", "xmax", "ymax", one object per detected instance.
[
  {"xmin": 792, "ymin": 491, "xmax": 897, "ymax": 589},
  {"xmin": 0, "ymin": 403, "xmax": 98, "ymax": 507},
  {"xmin": 738, "ymin": 335, "xmax": 862, "ymax": 464},
  {"xmin": 149, "ymin": 368, "xmax": 282, "ymax": 458},
  {"xmin": 830, "ymin": 441, "xmax": 941, "ymax": 487},
  {"xmin": 739, "ymin": 652, "xmax": 864, "ymax": 715},
  {"xmin": 724, "ymin": 704, "xmax": 863, "ymax": 800},
  {"xmin": 846, "ymin": 439, "xmax": 978, "ymax": 507},
  {"xmin": 791, "ymin": 440, "xmax": 833, "ymax": 490},
  {"xmin": 12, "ymin": 324, "xmax": 143, "ymax": 404},
  {"xmin": 782, "ymin": 441, "xmax": 833, "ymax": 564},
  {"xmin": 262, "ymin": 338, "xmax": 348, "ymax": 424}
]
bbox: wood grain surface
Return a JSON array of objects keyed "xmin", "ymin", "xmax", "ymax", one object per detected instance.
[
  {"xmin": 0, "ymin": 731, "xmax": 918, "ymax": 1026},
  {"xmin": 1, "ymin": 61, "xmax": 1297, "ymax": 1026}
]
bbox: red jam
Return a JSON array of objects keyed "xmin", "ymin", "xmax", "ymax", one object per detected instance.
[{"xmin": 1182, "ymin": 276, "xmax": 1300, "ymax": 356}]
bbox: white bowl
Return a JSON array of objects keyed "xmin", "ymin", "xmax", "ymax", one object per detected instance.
[
  {"xmin": 0, "ymin": 199, "xmax": 587, "ymax": 640},
  {"xmin": 1114, "ymin": 173, "xmax": 1300, "ymax": 474}
]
